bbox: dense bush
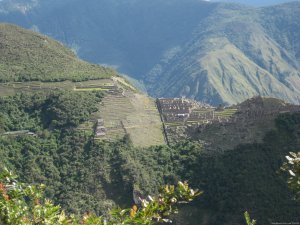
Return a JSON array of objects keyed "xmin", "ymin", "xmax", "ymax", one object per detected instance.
[
  {"xmin": 281, "ymin": 151, "xmax": 300, "ymax": 201},
  {"xmin": 0, "ymin": 91, "xmax": 103, "ymax": 131},
  {"xmin": 0, "ymin": 168, "xmax": 200, "ymax": 225},
  {"xmin": 1, "ymin": 92, "xmax": 300, "ymax": 224}
]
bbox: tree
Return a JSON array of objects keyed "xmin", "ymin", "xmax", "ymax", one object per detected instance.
[
  {"xmin": 281, "ymin": 152, "xmax": 300, "ymax": 200},
  {"xmin": 244, "ymin": 211, "xmax": 256, "ymax": 225},
  {"xmin": 0, "ymin": 168, "xmax": 201, "ymax": 225}
]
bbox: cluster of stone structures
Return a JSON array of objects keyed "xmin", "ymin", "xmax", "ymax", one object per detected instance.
[
  {"xmin": 156, "ymin": 97, "xmax": 230, "ymax": 124},
  {"xmin": 92, "ymin": 94, "xmax": 300, "ymax": 145},
  {"xmin": 156, "ymin": 96, "xmax": 300, "ymax": 145},
  {"xmin": 95, "ymin": 119, "xmax": 106, "ymax": 137},
  {"xmin": 157, "ymin": 98, "xmax": 193, "ymax": 122},
  {"xmin": 156, "ymin": 98, "xmax": 221, "ymax": 144}
]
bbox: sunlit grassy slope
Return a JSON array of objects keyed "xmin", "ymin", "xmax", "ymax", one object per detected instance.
[{"xmin": 0, "ymin": 23, "xmax": 116, "ymax": 82}]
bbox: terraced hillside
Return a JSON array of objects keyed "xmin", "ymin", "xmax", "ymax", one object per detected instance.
[
  {"xmin": 0, "ymin": 24, "xmax": 165, "ymax": 147},
  {"xmin": 157, "ymin": 96, "xmax": 300, "ymax": 149},
  {"xmin": 0, "ymin": 79, "xmax": 115, "ymax": 96},
  {"xmin": 0, "ymin": 77, "xmax": 165, "ymax": 147},
  {"xmin": 96, "ymin": 88, "xmax": 165, "ymax": 147},
  {"xmin": 188, "ymin": 97, "xmax": 300, "ymax": 151},
  {"xmin": 67, "ymin": 77, "xmax": 165, "ymax": 147},
  {"xmin": 156, "ymin": 98, "xmax": 238, "ymax": 145}
]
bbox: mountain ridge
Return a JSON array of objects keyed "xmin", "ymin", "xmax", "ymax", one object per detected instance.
[
  {"xmin": 0, "ymin": 23, "xmax": 116, "ymax": 82},
  {"xmin": 1, "ymin": 1, "xmax": 300, "ymax": 105},
  {"xmin": 145, "ymin": 2, "xmax": 300, "ymax": 105}
]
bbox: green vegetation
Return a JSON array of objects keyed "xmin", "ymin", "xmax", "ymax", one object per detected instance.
[
  {"xmin": 0, "ymin": 24, "xmax": 116, "ymax": 82},
  {"xmin": 281, "ymin": 151, "xmax": 300, "ymax": 201},
  {"xmin": 0, "ymin": 169, "xmax": 200, "ymax": 225},
  {"xmin": 0, "ymin": 91, "xmax": 166, "ymax": 216},
  {"xmin": 0, "ymin": 91, "xmax": 103, "ymax": 132},
  {"xmin": 244, "ymin": 212, "xmax": 256, "ymax": 225},
  {"xmin": 44, "ymin": 91, "xmax": 103, "ymax": 128},
  {"xmin": 0, "ymin": 90, "xmax": 299, "ymax": 224},
  {"xmin": 183, "ymin": 113, "xmax": 300, "ymax": 224}
]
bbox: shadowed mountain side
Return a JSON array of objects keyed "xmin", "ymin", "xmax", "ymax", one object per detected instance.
[
  {"xmin": 1, "ymin": 1, "xmax": 300, "ymax": 105},
  {"xmin": 147, "ymin": 38, "xmax": 300, "ymax": 105},
  {"xmin": 146, "ymin": 3, "xmax": 300, "ymax": 105},
  {"xmin": 15, "ymin": 0, "xmax": 217, "ymax": 78}
]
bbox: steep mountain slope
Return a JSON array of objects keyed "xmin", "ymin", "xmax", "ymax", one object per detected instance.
[
  {"xmin": 188, "ymin": 96, "xmax": 300, "ymax": 150},
  {"xmin": 0, "ymin": 1, "xmax": 300, "ymax": 105},
  {"xmin": 0, "ymin": 23, "xmax": 165, "ymax": 147},
  {"xmin": 0, "ymin": 23, "xmax": 115, "ymax": 81},
  {"xmin": 146, "ymin": 3, "xmax": 300, "ymax": 105},
  {"xmin": 0, "ymin": 0, "xmax": 218, "ymax": 80},
  {"xmin": 0, "ymin": 21, "xmax": 299, "ymax": 225}
]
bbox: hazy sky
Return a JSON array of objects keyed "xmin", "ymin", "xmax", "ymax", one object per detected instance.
[{"xmin": 211, "ymin": 0, "xmax": 299, "ymax": 6}]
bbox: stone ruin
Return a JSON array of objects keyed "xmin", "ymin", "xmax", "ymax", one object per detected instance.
[
  {"xmin": 156, "ymin": 97, "xmax": 212, "ymax": 123},
  {"xmin": 95, "ymin": 118, "xmax": 106, "ymax": 137},
  {"xmin": 156, "ymin": 96, "xmax": 300, "ymax": 145}
]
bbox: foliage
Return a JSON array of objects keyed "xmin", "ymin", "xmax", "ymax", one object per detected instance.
[
  {"xmin": 174, "ymin": 113, "xmax": 300, "ymax": 224},
  {"xmin": 244, "ymin": 211, "xmax": 256, "ymax": 225},
  {"xmin": 44, "ymin": 91, "xmax": 103, "ymax": 128},
  {"xmin": 1, "ymin": 90, "xmax": 300, "ymax": 224},
  {"xmin": 0, "ymin": 91, "xmax": 103, "ymax": 131},
  {"xmin": 0, "ymin": 93, "xmax": 44, "ymax": 132},
  {"xmin": 0, "ymin": 168, "xmax": 200, "ymax": 225},
  {"xmin": 281, "ymin": 152, "xmax": 300, "ymax": 201}
]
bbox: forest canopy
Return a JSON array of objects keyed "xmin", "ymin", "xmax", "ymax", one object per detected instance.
[{"xmin": 0, "ymin": 91, "xmax": 299, "ymax": 224}]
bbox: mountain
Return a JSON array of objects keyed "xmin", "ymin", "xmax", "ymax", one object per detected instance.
[
  {"xmin": 0, "ymin": 22, "xmax": 299, "ymax": 225},
  {"xmin": 0, "ymin": 23, "xmax": 165, "ymax": 147},
  {"xmin": 145, "ymin": 2, "xmax": 300, "ymax": 104},
  {"xmin": 0, "ymin": 1, "xmax": 300, "ymax": 105},
  {"xmin": 0, "ymin": 23, "xmax": 116, "ymax": 81},
  {"xmin": 146, "ymin": 2, "xmax": 300, "ymax": 105}
]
